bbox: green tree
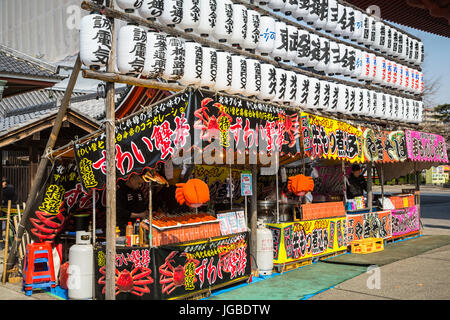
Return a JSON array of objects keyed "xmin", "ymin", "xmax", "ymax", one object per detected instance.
[{"xmin": 433, "ymin": 104, "xmax": 450, "ymax": 122}]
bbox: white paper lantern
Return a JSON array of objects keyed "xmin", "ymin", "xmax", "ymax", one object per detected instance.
[
  {"xmin": 326, "ymin": 40, "xmax": 341, "ymax": 75},
  {"xmin": 418, "ymin": 41, "xmax": 424, "ymax": 66},
  {"xmin": 295, "ymin": 29, "xmax": 311, "ymax": 66},
  {"xmin": 334, "ymin": 4, "xmax": 347, "ymax": 37},
  {"xmin": 195, "ymin": 0, "xmax": 217, "ymax": 37},
  {"xmin": 343, "ymin": 6, "xmax": 355, "ymax": 39},
  {"xmin": 162, "ymin": 36, "xmax": 185, "ymax": 80},
  {"xmin": 305, "ymin": 33, "xmax": 320, "ymax": 68},
  {"xmin": 385, "ymin": 59, "xmax": 393, "ymax": 87},
  {"xmin": 304, "ymin": 0, "xmax": 320, "ymax": 25},
  {"xmin": 373, "ymin": 21, "xmax": 386, "ymax": 52},
  {"xmin": 346, "ymin": 86, "xmax": 356, "ymax": 114},
  {"xmin": 403, "ymin": 67, "xmax": 410, "ymax": 92},
  {"xmin": 407, "ymin": 37, "xmax": 415, "ymax": 63},
  {"xmin": 325, "ymin": 0, "xmax": 338, "ymax": 32},
  {"xmin": 244, "ymin": 58, "xmax": 261, "ymax": 97},
  {"xmin": 142, "ymin": 30, "xmax": 166, "ymax": 78},
  {"xmin": 385, "ymin": 26, "xmax": 394, "ymax": 56},
  {"xmin": 293, "ymin": 0, "xmax": 310, "ymax": 21},
  {"xmin": 363, "ymin": 15, "xmax": 376, "ymax": 47},
  {"xmin": 344, "ymin": 46, "xmax": 357, "ymax": 77},
  {"xmin": 358, "ymin": 51, "xmax": 372, "ymax": 81},
  {"xmin": 286, "ymin": 25, "xmax": 298, "ymax": 62},
  {"xmin": 226, "ymin": 55, "xmax": 244, "ymax": 95},
  {"xmin": 242, "ymin": 10, "xmax": 260, "ymax": 50},
  {"xmin": 319, "ymin": 80, "xmax": 331, "ymax": 111},
  {"xmin": 410, "ymin": 39, "xmax": 418, "ymax": 64},
  {"xmin": 314, "ymin": 37, "xmax": 330, "ymax": 72},
  {"xmin": 336, "ymin": 84, "xmax": 348, "ymax": 114},
  {"xmin": 397, "ymin": 64, "xmax": 404, "ymax": 90},
  {"xmin": 369, "ymin": 90, "xmax": 378, "ymax": 118},
  {"xmin": 213, "ymin": 51, "xmax": 232, "ymax": 92},
  {"xmin": 268, "ymin": 0, "xmax": 286, "ymax": 12},
  {"xmin": 412, "ymin": 69, "xmax": 419, "ymax": 94},
  {"xmin": 391, "ymin": 29, "xmax": 399, "ymax": 58},
  {"xmin": 79, "ymin": 14, "xmax": 112, "ymax": 70},
  {"xmin": 271, "ymin": 21, "xmax": 288, "ymax": 62},
  {"xmin": 361, "ymin": 88, "xmax": 371, "ymax": 116},
  {"xmin": 376, "ymin": 92, "xmax": 386, "ymax": 119},
  {"xmin": 282, "ymin": 0, "xmax": 298, "ymax": 16},
  {"xmin": 351, "ymin": 9, "xmax": 363, "ymax": 43},
  {"xmin": 306, "ymin": 77, "xmax": 321, "ymax": 110},
  {"xmin": 351, "ymin": 48, "xmax": 363, "ymax": 79},
  {"xmin": 417, "ymin": 100, "xmax": 423, "ymax": 123},
  {"xmin": 419, "ymin": 71, "xmax": 424, "ymax": 94},
  {"xmin": 391, "ymin": 62, "xmax": 398, "ymax": 89},
  {"xmin": 116, "ymin": 0, "xmax": 141, "ymax": 13},
  {"xmin": 313, "ymin": 0, "xmax": 329, "ymax": 30},
  {"xmin": 178, "ymin": 41, "xmax": 203, "ymax": 86},
  {"xmin": 395, "ymin": 96, "xmax": 403, "ymax": 121},
  {"xmin": 139, "ymin": 0, "xmax": 164, "ymax": 21},
  {"xmin": 353, "ymin": 87, "xmax": 363, "ymax": 115},
  {"xmin": 158, "ymin": 0, "xmax": 183, "ymax": 27},
  {"xmin": 230, "ymin": 4, "xmax": 247, "ymax": 46},
  {"xmin": 402, "ymin": 35, "xmax": 410, "ymax": 63},
  {"xmin": 117, "ymin": 24, "xmax": 147, "ymax": 75},
  {"xmin": 295, "ymin": 73, "xmax": 309, "ymax": 108},
  {"xmin": 257, "ymin": 15, "xmax": 276, "ymax": 56},
  {"xmin": 213, "ymin": 0, "xmax": 233, "ymax": 43},
  {"xmin": 200, "ymin": 47, "xmax": 217, "ymax": 89},
  {"xmin": 370, "ymin": 53, "xmax": 377, "ymax": 81},
  {"xmin": 391, "ymin": 95, "xmax": 400, "ymax": 121},
  {"xmin": 404, "ymin": 99, "xmax": 411, "ymax": 122},
  {"xmin": 373, "ymin": 56, "xmax": 386, "ymax": 85},
  {"xmin": 339, "ymin": 44, "xmax": 351, "ymax": 76},
  {"xmin": 257, "ymin": 63, "xmax": 277, "ymax": 101},
  {"xmin": 397, "ymin": 32, "xmax": 405, "ymax": 61},
  {"xmin": 272, "ymin": 68, "xmax": 288, "ymax": 103},
  {"xmin": 178, "ymin": 0, "xmax": 201, "ymax": 32},
  {"xmin": 286, "ymin": 71, "xmax": 298, "ymax": 105},
  {"xmin": 328, "ymin": 82, "xmax": 339, "ymax": 112}
]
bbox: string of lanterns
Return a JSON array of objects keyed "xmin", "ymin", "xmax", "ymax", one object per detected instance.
[{"xmin": 79, "ymin": 0, "xmax": 424, "ymax": 125}]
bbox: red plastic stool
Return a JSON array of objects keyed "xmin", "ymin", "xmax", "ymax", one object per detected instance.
[{"xmin": 22, "ymin": 243, "xmax": 56, "ymax": 296}]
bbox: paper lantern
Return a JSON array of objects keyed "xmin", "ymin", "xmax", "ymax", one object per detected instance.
[
  {"xmin": 325, "ymin": 0, "xmax": 338, "ymax": 32},
  {"xmin": 305, "ymin": 33, "xmax": 320, "ymax": 68},
  {"xmin": 397, "ymin": 32, "xmax": 405, "ymax": 61},
  {"xmin": 313, "ymin": 0, "xmax": 329, "ymax": 30},
  {"xmin": 371, "ymin": 53, "xmax": 378, "ymax": 80},
  {"xmin": 282, "ymin": 0, "xmax": 298, "ymax": 16},
  {"xmin": 305, "ymin": 77, "xmax": 321, "ymax": 110},
  {"xmin": 419, "ymin": 71, "xmax": 424, "ymax": 94},
  {"xmin": 272, "ymin": 68, "xmax": 288, "ymax": 103},
  {"xmin": 142, "ymin": 30, "xmax": 166, "ymax": 78},
  {"xmin": 295, "ymin": 29, "xmax": 311, "ymax": 66},
  {"xmin": 295, "ymin": 73, "xmax": 309, "ymax": 108},
  {"xmin": 347, "ymin": 86, "xmax": 356, "ymax": 115},
  {"xmin": 293, "ymin": 0, "xmax": 310, "ymax": 21},
  {"xmin": 117, "ymin": 24, "xmax": 147, "ymax": 75},
  {"xmin": 286, "ymin": 25, "xmax": 299, "ymax": 62},
  {"xmin": 373, "ymin": 56, "xmax": 386, "ymax": 85},
  {"xmin": 357, "ymin": 51, "xmax": 370, "ymax": 81},
  {"xmin": 268, "ymin": 0, "xmax": 286, "ymax": 12},
  {"xmin": 79, "ymin": 13, "xmax": 112, "ymax": 70},
  {"xmin": 373, "ymin": 21, "xmax": 386, "ymax": 52},
  {"xmin": 391, "ymin": 62, "xmax": 398, "ymax": 89},
  {"xmin": 158, "ymin": 0, "xmax": 183, "ymax": 27},
  {"xmin": 361, "ymin": 88, "xmax": 371, "ymax": 116},
  {"xmin": 213, "ymin": 0, "xmax": 233, "ymax": 43},
  {"xmin": 335, "ymin": 84, "xmax": 348, "ymax": 114},
  {"xmin": 162, "ymin": 36, "xmax": 185, "ymax": 81},
  {"xmin": 351, "ymin": 9, "xmax": 363, "ymax": 43},
  {"xmin": 343, "ymin": 46, "xmax": 356, "ymax": 77},
  {"xmin": 328, "ymin": 82, "xmax": 339, "ymax": 113},
  {"xmin": 376, "ymin": 92, "xmax": 386, "ymax": 119},
  {"xmin": 412, "ymin": 69, "xmax": 419, "ymax": 94},
  {"xmin": 227, "ymin": 55, "xmax": 247, "ymax": 95},
  {"xmin": 271, "ymin": 21, "xmax": 288, "ymax": 62},
  {"xmin": 407, "ymin": 38, "xmax": 415, "ymax": 63},
  {"xmin": 339, "ymin": 44, "xmax": 351, "ymax": 76},
  {"xmin": 314, "ymin": 37, "xmax": 330, "ymax": 72},
  {"xmin": 351, "ymin": 49, "xmax": 363, "ymax": 79},
  {"xmin": 286, "ymin": 71, "xmax": 298, "ymax": 105},
  {"xmin": 382, "ymin": 25, "xmax": 391, "ymax": 54},
  {"xmin": 403, "ymin": 67, "xmax": 410, "ymax": 92},
  {"xmin": 385, "ymin": 59, "xmax": 393, "ymax": 87},
  {"xmin": 304, "ymin": 0, "xmax": 319, "ymax": 25},
  {"xmin": 353, "ymin": 87, "xmax": 363, "ymax": 115},
  {"xmin": 391, "ymin": 29, "xmax": 399, "ymax": 58},
  {"xmin": 200, "ymin": 47, "xmax": 217, "ymax": 89},
  {"xmin": 412, "ymin": 39, "xmax": 420, "ymax": 66},
  {"xmin": 116, "ymin": 0, "xmax": 141, "ymax": 13},
  {"xmin": 326, "ymin": 40, "xmax": 341, "ymax": 75},
  {"xmin": 244, "ymin": 58, "xmax": 261, "ymax": 97},
  {"xmin": 178, "ymin": 0, "xmax": 201, "ymax": 32},
  {"xmin": 319, "ymin": 80, "xmax": 331, "ymax": 111},
  {"xmin": 369, "ymin": 90, "xmax": 378, "ymax": 118},
  {"xmin": 392, "ymin": 95, "xmax": 400, "ymax": 121},
  {"xmin": 230, "ymin": 4, "xmax": 247, "ymax": 46},
  {"xmin": 257, "ymin": 63, "xmax": 277, "ymax": 101},
  {"xmin": 404, "ymin": 99, "xmax": 412, "ymax": 123},
  {"xmin": 257, "ymin": 15, "xmax": 276, "ymax": 56},
  {"xmin": 242, "ymin": 10, "xmax": 260, "ymax": 50},
  {"xmin": 417, "ymin": 101, "xmax": 423, "ymax": 123},
  {"xmin": 362, "ymin": 15, "xmax": 376, "ymax": 46},
  {"xmin": 195, "ymin": 0, "xmax": 217, "ymax": 37},
  {"xmin": 418, "ymin": 41, "xmax": 425, "ymax": 66},
  {"xmin": 213, "ymin": 51, "xmax": 232, "ymax": 92},
  {"xmin": 395, "ymin": 97, "xmax": 404, "ymax": 121},
  {"xmin": 139, "ymin": 0, "xmax": 164, "ymax": 21},
  {"xmin": 343, "ymin": 6, "xmax": 355, "ymax": 39},
  {"xmin": 334, "ymin": 4, "xmax": 347, "ymax": 37},
  {"xmin": 397, "ymin": 64, "xmax": 404, "ymax": 90},
  {"xmin": 178, "ymin": 41, "xmax": 203, "ymax": 86},
  {"xmin": 386, "ymin": 26, "xmax": 394, "ymax": 56},
  {"xmin": 402, "ymin": 35, "xmax": 410, "ymax": 63}
]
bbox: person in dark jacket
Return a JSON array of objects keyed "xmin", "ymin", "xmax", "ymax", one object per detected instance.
[
  {"xmin": 346, "ymin": 164, "xmax": 367, "ymax": 199},
  {"xmin": 2, "ymin": 177, "xmax": 17, "ymax": 206}
]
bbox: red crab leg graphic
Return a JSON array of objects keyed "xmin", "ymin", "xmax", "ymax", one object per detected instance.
[
  {"xmin": 30, "ymin": 219, "xmax": 57, "ymax": 234},
  {"xmin": 35, "ymin": 211, "xmax": 65, "ymax": 229},
  {"xmin": 162, "ymin": 282, "xmax": 176, "ymax": 294}
]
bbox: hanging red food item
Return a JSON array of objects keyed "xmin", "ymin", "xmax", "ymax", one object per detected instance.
[
  {"xmin": 288, "ymin": 175, "xmax": 315, "ymax": 196},
  {"xmin": 175, "ymin": 179, "xmax": 210, "ymax": 208}
]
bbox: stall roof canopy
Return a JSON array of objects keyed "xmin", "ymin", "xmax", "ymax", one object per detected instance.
[{"xmin": 345, "ymin": 0, "xmax": 450, "ymax": 38}]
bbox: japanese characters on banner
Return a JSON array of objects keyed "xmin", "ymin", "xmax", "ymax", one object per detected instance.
[
  {"xmin": 345, "ymin": 211, "xmax": 392, "ymax": 245},
  {"xmin": 405, "ymin": 130, "xmax": 448, "ymax": 163},
  {"xmin": 155, "ymin": 232, "xmax": 251, "ymax": 300},
  {"xmin": 301, "ymin": 112, "xmax": 364, "ymax": 163},
  {"xmin": 391, "ymin": 206, "xmax": 420, "ymax": 238},
  {"xmin": 266, "ymin": 217, "xmax": 348, "ymax": 265},
  {"xmin": 75, "ymin": 89, "xmax": 302, "ymax": 190},
  {"xmin": 363, "ymin": 129, "xmax": 408, "ymax": 163}
]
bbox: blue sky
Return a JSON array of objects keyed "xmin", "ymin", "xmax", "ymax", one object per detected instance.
[{"xmin": 393, "ymin": 23, "xmax": 450, "ymax": 107}]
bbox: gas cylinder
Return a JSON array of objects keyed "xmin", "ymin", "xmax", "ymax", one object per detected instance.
[
  {"xmin": 256, "ymin": 222, "xmax": 274, "ymax": 276},
  {"xmin": 68, "ymin": 231, "xmax": 94, "ymax": 300}
]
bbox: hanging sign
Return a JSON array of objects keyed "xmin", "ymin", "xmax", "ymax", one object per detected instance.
[
  {"xmin": 300, "ymin": 112, "xmax": 364, "ymax": 163},
  {"xmin": 75, "ymin": 90, "xmax": 302, "ymax": 190},
  {"xmin": 240, "ymin": 172, "xmax": 253, "ymax": 196},
  {"xmin": 405, "ymin": 130, "xmax": 448, "ymax": 163},
  {"xmin": 362, "ymin": 129, "xmax": 408, "ymax": 163},
  {"xmin": 391, "ymin": 206, "xmax": 420, "ymax": 238}
]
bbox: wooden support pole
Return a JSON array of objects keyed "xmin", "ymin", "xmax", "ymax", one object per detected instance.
[
  {"xmin": 380, "ymin": 164, "xmax": 385, "ymax": 209},
  {"xmin": 250, "ymin": 164, "xmax": 258, "ymax": 271},
  {"xmin": 2, "ymin": 200, "xmax": 11, "ymax": 284},
  {"xmin": 367, "ymin": 163, "xmax": 373, "ymax": 213},
  {"xmin": 104, "ymin": 0, "xmax": 117, "ymax": 301},
  {"xmin": 6, "ymin": 55, "xmax": 82, "ymax": 272}
]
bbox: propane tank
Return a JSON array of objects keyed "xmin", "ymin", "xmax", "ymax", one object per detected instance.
[
  {"xmin": 256, "ymin": 220, "xmax": 273, "ymax": 276},
  {"xmin": 68, "ymin": 231, "xmax": 94, "ymax": 300}
]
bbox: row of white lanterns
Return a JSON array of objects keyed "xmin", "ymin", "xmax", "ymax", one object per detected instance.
[{"xmin": 115, "ymin": 0, "xmax": 424, "ymax": 68}]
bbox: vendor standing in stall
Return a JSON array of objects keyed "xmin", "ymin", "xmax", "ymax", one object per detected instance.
[
  {"xmin": 116, "ymin": 173, "xmax": 148, "ymax": 235},
  {"xmin": 346, "ymin": 164, "xmax": 367, "ymax": 199}
]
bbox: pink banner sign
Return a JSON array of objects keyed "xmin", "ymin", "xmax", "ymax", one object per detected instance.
[
  {"xmin": 391, "ymin": 206, "xmax": 420, "ymax": 237},
  {"xmin": 405, "ymin": 130, "xmax": 448, "ymax": 163}
]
